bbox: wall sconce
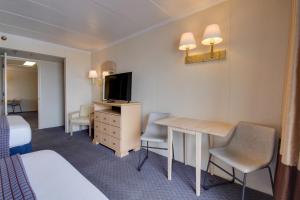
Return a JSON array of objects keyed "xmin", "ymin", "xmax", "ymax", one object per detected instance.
[
  {"xmin": 179, "ymin": 24, "xmax": 226, "ymax": 64},
  {"xmin": 88, "ymin": 70, "xmax": 98, "ymax": 84}
]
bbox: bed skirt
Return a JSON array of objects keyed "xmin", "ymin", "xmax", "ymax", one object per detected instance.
[{"xmin": 10, "ymin": 142, "xmax": 32, "ymax": 155}]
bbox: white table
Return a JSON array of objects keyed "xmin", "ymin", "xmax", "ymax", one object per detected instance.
[{"xmin": 155, "ymin": 117, "xmax": 234, "ymax": 196}]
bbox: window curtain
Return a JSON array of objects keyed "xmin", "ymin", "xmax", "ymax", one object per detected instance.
[{"xmin": 274, "ymin": 0, "xmax": 300, "ymax": 199}]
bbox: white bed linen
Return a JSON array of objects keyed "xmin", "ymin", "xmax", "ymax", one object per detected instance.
[
  {"xmin": 21, "ymin": 150, "xmax": 108, "ymax": 200},
  {"xmin": 7, "ymin": 115, "xmax": 32, "ymax": 148}
]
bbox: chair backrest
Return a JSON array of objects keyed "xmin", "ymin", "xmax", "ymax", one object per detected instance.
[
  {"xmin": 228, "ymin": 121, "xmax": 276, "ymax": 164},
  {"xmin": 79, "ymin": 105, "xmax": 90, "ymax": 117},
  {"xmin": 144, "ymin": 112, "xmax": 170, "ymax": 137}
]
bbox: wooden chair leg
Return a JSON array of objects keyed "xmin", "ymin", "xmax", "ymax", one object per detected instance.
[
  {"xmin": 70, "ymin": 122, "xmax": 73, "ymax": 136},
  {"xmin": 89, "ymin": 123, "xmax": 92, "ymax": 137}
]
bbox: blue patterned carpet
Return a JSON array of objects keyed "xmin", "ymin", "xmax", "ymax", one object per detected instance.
[{"xmin": 32, "ymin": 127, "xmax": 273, "ymax": 200}]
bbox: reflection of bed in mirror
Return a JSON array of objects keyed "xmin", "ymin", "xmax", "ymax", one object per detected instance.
[{"xmin": 7, "ymin": 115, "xmax": 32, "ymax": 155}]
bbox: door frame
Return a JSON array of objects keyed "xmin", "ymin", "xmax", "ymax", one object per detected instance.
[{"xmin": 2, "ymin": 52, "xmax": 7, "ymax": 115}]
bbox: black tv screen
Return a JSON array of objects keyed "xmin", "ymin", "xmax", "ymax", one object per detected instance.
[{"xmin": 104, "ymin": 72, "xmax": 132, "ymax": 102}]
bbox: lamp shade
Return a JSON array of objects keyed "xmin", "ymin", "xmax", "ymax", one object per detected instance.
[
  {"xmin": 88, "ymin": 70, "xmax": 98, "ymax": 78},
  {"xmin": 201, "ymin": 24, "xmax": 223, "ymax": 45},
  {"xmin": 179, "ymin": 32, "xmax": 197, "ymax": 51}
]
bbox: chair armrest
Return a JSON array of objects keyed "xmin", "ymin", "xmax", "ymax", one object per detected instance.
[{"xmin": 69, "ymin": 111, "xmax": 80, "ymax": 120}]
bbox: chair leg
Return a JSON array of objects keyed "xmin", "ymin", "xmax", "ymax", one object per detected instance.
[
  {"xmin": 89, "ymin": 123, "xmax": 92, "ymax": 137},
  {"xmin": 147, "ymin": 141, "xmax": 149, "ymax": 155},
  {"xmin": 202, "ymin": 154, "xmax": 212, "ymax": 190},
  {"xmin": 138, "ymin": 141, "xmax": 142, "ymax": 164},
  {"xmin": 232, "ymin": 167, "xmax": 235, "ymax": 183},
  {"xmin": 70, "ymin": 122, "xmax": 73, "ymax": 136},
  {"xmin": 203, "ymin": 154, "xmax": 237, "ymax": 190},
  {"xmin": 267, "ymin": 166, "xmax": 274, "ymax": 195},
  {"xmin": 242, "ymin": 174, "xmax": 247, "ymax": 200},
  {"xmin": 172, "ymin": 143, "xmax": 175, "ymax": 161},
  {"xmin": 137, "ymin": 141, "xmax": 149, "ymax": 171}
]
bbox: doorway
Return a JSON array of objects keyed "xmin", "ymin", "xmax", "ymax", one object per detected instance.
[
  {"xmin": 0, "ymin": 49, "xmax": 65, "ymax": 130},
  {"xmin": 7, "ymin": 58, "xmax": 38, "ymax": 130}
]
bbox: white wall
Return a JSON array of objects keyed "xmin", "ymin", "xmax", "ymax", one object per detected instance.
[
  {"xmin": 7, "ymin": 66, "xmax": 38, "ymax": 112},
  {"xmin": 91, "ymin": 0, "xmax": 290, "ymax": 194},
  {"xmin": 0, "ymin": 32, "xmax": 92, "ymax": 132},
  {"xmin": 38, "ymin": 60, "xmax": 64, "ymax": 129}
]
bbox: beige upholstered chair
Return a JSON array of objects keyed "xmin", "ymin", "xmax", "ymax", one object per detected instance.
[
  {"xmin": 69, "ymin": 105, "xmax": 91, "ymax": 137},
  {"xmin": 202, "ymin": 122, "xmax": 276, "ymax": 200}
]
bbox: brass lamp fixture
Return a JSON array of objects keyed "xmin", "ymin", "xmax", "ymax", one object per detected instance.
[{"xmin": 179, "ymin": 24, "xmax": 226, "ymax": 64}]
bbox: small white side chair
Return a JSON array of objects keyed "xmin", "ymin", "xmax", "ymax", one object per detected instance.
[
  {"xmin": 69, "ymin": 105, "xmax": 92, "ymax": 137},
  {"xmin": 137, "ymin": 112, "xmax": 173, "ymax": 171},
  {"xmin": 202, "ymin": 121, "xmax": 276, "ymax": 200}
]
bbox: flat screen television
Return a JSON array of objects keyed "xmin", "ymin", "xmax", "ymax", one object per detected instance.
[{"xmin": 104, "ymin": 72, "xmax": 132, "ymax": 102}]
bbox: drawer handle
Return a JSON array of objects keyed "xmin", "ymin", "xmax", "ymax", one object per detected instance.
[
  {"xmin": 104, "ymin": 128, "xmax": 106, "ymax": 131},
  {"xmin": 104, "ymin": 118, "xmax": 106, "ymax": 120},
  {"xmin": 103, "ymin": 139, "xmax": 106, "ymax": 141},
  {"xmin": 96, "ymin": 126, "xmax": 98, "ymax": 128},
  {"xmin": 113, "ymin": 131, "xmax": 116, "ymax": 134},
  {"xmin": 113, "ymin": 142, "xmax": 116, "ymax": 145},
  {"xmin": 113, "ymin": 120, "xmax": 116, "ymax": 122}
]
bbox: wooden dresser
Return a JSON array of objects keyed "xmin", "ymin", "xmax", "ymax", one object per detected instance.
[{"xmin": 93, "ymin": 101, "xmax": 141, "ymax": 157}]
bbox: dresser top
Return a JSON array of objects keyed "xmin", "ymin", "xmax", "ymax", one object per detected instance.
[{"xmin": 94, "ymin": 101, "xmax": 141, "ymax": 107}]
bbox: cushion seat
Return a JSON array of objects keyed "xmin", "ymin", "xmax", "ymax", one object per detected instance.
[
  {"xmin": 209, "ymin": 147, "xmax": 269, "ymax": 173},
  {"xmin": 141, "ymin": 132, "xmax": 167, "ymax": 143},
  {"xmin": 70, "ymin": 117, "xmax": 90, "ymax": 124}
]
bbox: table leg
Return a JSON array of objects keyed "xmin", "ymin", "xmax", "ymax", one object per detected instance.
[
  {"xmin": 168, "ymin": 127, "xmax": 173, "ymax": 180},
  {"xmin": 196, "ymin": 133, "xmax": 202, "ymax": 196}
]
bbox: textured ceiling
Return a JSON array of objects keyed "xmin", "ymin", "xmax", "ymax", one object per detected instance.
[{"xmin": 0, "ymin": 0, "xmax": 225, "ymax": 51}]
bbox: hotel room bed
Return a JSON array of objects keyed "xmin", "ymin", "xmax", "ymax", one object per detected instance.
[
  {"xmin": 7, "ymin": 115, "xmax": 32, "ymax": 155},
  {"xmin": 21, "ymin": 150, "xmax": 108, "ymax": 200}
]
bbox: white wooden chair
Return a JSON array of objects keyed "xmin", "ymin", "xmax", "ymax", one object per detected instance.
[{"xmin": 69, "ymin": 105, "xmax": 91, "ymax": 137}]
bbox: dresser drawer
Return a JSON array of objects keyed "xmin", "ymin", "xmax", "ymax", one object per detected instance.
[
  {"xmin": 110, "ymin": 114, "xmax": 120, "ymax": 127},
  {"xmin": 100, "ymin": 112, "xmax": 110, "ymax": 124},
  {"xmin": 100, "ymin": 123, "xmax": 109, "ymax": 134},
  {"xmin": 110, "ymin": 136, "xmax": 120, "ymax": 150},
  {"xmin": 101, "ymin": 134, "xmax": 110, "ymax": 147},
  {"xmin": 94, "ymin": 112, "xmax": 102, "ymax": 122},
  {"xmin": 94, "ymin": 121, "xmax": 101, "ymax": 132},
  {"xmin": 94, "ymin": 133, "xmax": 101, "ymax": 141},
  {"xmin": 109, "ymin": 126, "xmax": 120, "ymax": 139}
]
